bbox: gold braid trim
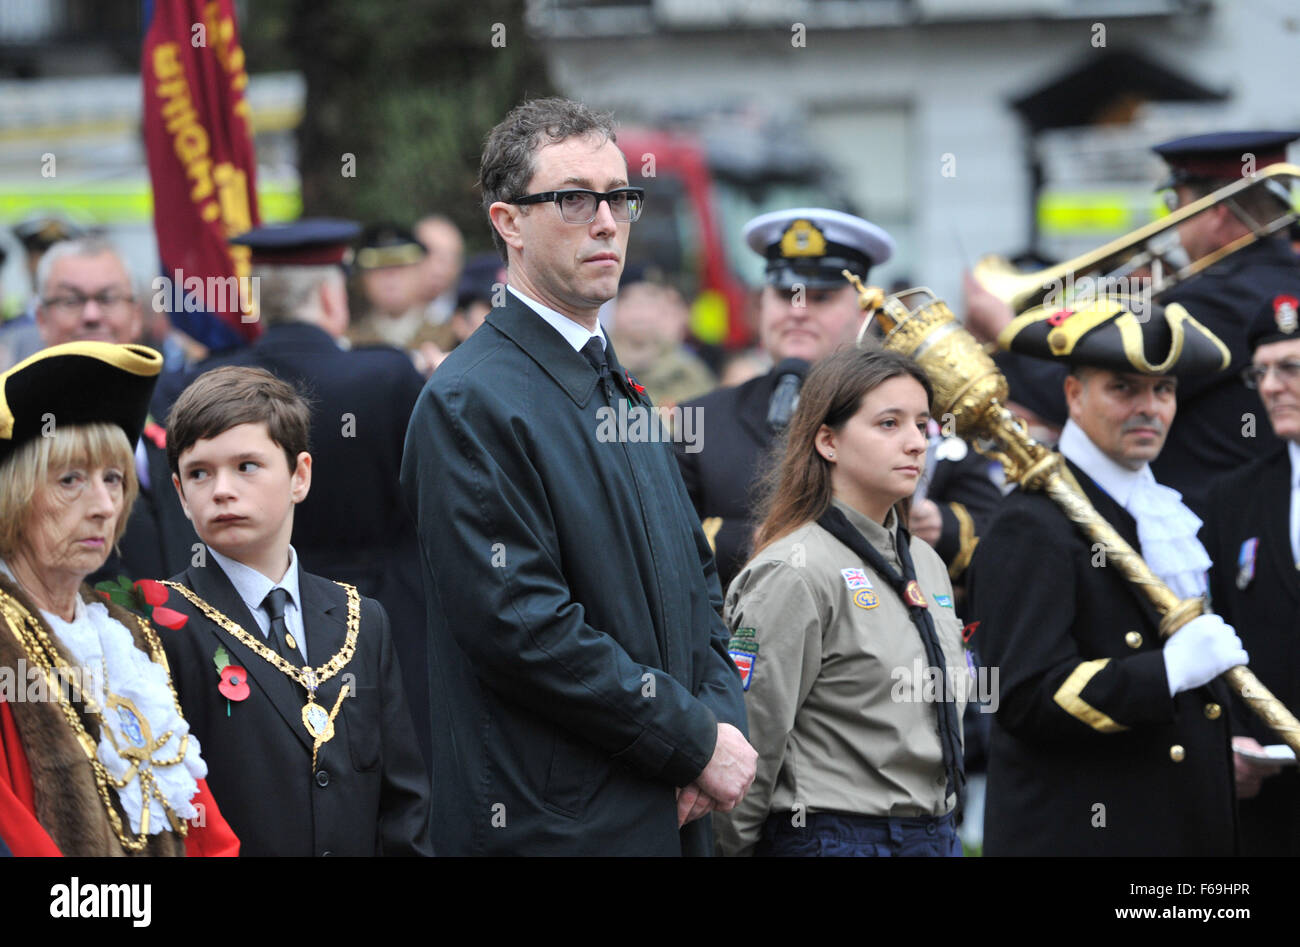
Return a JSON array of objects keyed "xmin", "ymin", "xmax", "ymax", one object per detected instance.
[
  {"xmin": 0, "ymin": 585, "xmax": 190, "ymax": 852},
  {"xmin": 1053, "ymin": 658, "xmax": 1129, "ymax": 733},
  {"xmin": 946, "ymin": 502, "xmax": 979, "ymax": 580},
  {"xmin": 701, "ymin": 516, "xmax": 723, "ymax": 554}
]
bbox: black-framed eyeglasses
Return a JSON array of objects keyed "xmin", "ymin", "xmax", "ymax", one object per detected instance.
[
  {"xmin": 1244, "ymin": 359, "xmax": 1300, "ymax": 389},
  {"xmin": 41, "ymin": 289, "xmax": 134, "ymax": 314},
  {"xmin": 510, "ymin": 187, "xmax": 645, "ymax": 224}
]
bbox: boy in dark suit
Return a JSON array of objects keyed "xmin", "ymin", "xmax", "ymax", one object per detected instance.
[{"xmin": 158, "ymin": 365, "xmax": 431, "ymax": 856}]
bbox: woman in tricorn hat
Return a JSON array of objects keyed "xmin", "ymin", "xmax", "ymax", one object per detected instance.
[{"xmin": 0, "ymin": 341, "xmax": 237, "ymax": 855}]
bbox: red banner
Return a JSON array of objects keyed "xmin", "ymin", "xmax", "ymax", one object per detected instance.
[{"xmin": 142, "ymin": 0, "xmax": 260, "ymax": 350}]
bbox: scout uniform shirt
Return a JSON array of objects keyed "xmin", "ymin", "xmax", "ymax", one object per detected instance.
[{"xmin": 715, "ymin": 499, "xmax": 967, "ymax": 857}]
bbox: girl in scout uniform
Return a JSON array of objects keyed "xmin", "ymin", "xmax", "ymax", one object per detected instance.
[{"xmin": 714, "ymin": 347, "xmax": 968, "ymax": 857}]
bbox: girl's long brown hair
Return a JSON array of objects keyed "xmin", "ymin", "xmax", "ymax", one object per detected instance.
[{"xmin": 751, "ymin": 346, "xmax": 934, "ymax": 556}]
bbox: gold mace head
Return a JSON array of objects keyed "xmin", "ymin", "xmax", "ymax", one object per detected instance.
[{"xmin": 843, "ymin": 271, "xmax": 1009, "ymax": 440}]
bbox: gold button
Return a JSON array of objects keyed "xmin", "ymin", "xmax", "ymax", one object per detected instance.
[
  {"xmin": 1204, "ymin": 703, "xmax": 1222, "ymax": 720},
  {"xmin": 286, "ymin": 632, "xmax": 298, "ymax": 651},
  {"xmin": 1170, "ymin": 744, "xmax": 1185, "ymax": 762},
  {"xmin": 1125, "ymin": 631, "xmax": 1143, "ymax": 649}
]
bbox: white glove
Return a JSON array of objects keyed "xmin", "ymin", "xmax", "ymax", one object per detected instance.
[{"xmin": 1163, "ymin": 614, "xmax": 1249, "ymax": 697}]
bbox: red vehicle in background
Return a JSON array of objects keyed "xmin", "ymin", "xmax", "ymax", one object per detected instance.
[{"xmin": 618, "ymin": 114, "xmax": 853, "ymax": 352}]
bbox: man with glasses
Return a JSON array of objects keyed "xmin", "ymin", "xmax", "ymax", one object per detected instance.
[
  {"xmin": 34, "ymin": 236, "xmax": 142, "ymax": 348},
  {"xmin": 401, "ymin": 97, "xmax": 754, "ymax": 855},
  {"xmin": 1201, "ymin": 292, "xmax": 1300, "ymax": 856}
]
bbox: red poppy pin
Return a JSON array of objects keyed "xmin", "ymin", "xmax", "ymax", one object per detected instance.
[
  {"xmin": 143, "ymin": 419, "xmax": 167, "ymax": 451},
  {"xmin": 213, "ymin": 645, "xmax": 249, "ymax": 715},
  {"xmin": 625, "ymin": 372, "xmax": 647, "ymax": 396},
  {"xmin": 93, "ymin": 575, "xmax": 188, "ymax": 629}
]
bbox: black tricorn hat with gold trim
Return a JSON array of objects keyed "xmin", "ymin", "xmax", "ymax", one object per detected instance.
[
  {"xmin": 0, "ymin": 342, "xmax": 163, "ymax": 467},
  {"xmin": 998, "ymin": 298, "xmax": 1230, "ymax": 377}
]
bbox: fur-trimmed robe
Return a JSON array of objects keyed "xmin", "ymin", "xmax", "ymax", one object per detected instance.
[{"xmin": 0, "ymin": 572, "xmax": 187, "ymax": 857}]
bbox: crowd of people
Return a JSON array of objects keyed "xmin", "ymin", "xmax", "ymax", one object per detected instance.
[{"xmin": 1, "ymin": 97, "xmax": 1298, "ymax": 858}]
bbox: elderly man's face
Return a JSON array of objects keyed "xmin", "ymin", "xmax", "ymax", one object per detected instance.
[
  {"xmin": 37, "ymin": 251, "xmax": 142, "ymax": 346},
  {"xmin": 503, "ymin": 134, "xmax": 630, "ymax": 323},
  {"xmin": 1064, "ymin": 367, "xmax": 1177, "ymax": 470},
  {"xmin": 758, "ymin": 283, "xmax": 862, "ymax": 364},
  {"xmin": 24, "ymin": 462, "xmax": 126, "ymax": 585},
  {"xmin": 1254, "ymin": 338, "xmax": 1300, "ymax": 442}
]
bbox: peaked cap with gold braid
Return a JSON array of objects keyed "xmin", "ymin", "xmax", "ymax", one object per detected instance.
[
  {"xmin": 0, "ymin": 342, "xmax": 163, "ymax": 467},
  {"xmin": 998, "ymin": 298, "xmax": 1230, "ymax": 377}
]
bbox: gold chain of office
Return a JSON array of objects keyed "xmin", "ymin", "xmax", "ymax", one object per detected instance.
[
  {"xmin": 0, "ymin": 587, "xmax": 190, "ymax": 853},
  {"xmin": 160, "ymin": 580, "xmax": 360, "ymax": 754}
]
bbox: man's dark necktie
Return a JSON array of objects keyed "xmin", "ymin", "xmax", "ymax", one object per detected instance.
[
  {"xmin": 261, "ymin": 587, "xmax": 297, "ymax": 664},
  {"xmin": 580, "ymin": 336, "xmax": 616, "ymax": 399},
  {"xmin": 816, "ymin": 506, "xmax": 966, "ymax": 822}
]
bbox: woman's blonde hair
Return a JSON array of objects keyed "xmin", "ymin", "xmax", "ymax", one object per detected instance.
[{"xmin": 0, "ymin": 422, "xmax": 139, "ymax": 561}]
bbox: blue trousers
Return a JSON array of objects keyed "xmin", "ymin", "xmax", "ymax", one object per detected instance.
[{"xmin": 755, "ymin": 810, "xmax": 963, "ymax": 857}]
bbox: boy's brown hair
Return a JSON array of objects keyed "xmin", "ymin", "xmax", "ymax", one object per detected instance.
[{"xmin": 166, "ymin": 366, "xmax": 311, "ymax": 478}]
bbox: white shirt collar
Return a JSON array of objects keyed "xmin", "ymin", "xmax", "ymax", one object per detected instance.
[
  {"xmin": 1289, "ymin": 441, "xmax": 1300, "ymax": 490},
  {"xmin": 208, "ymin": 544, "xmax": 302, "ymax": 619},
  {"xmin": 508, "ymin": 285, "xmax": 606, "ymax": 353},
  {"xmin": 1058, "ymin": 419, "xmax": 1152, "ymax": 508}
]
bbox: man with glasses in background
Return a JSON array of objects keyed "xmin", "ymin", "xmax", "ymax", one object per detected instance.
[
  {"xmin": 1201, "ymin": 292, "xmax": 1300, "ymax": 856},
  {"xmin": 401, "ymin": 97, "xmax": 754, "ymax": 856}
]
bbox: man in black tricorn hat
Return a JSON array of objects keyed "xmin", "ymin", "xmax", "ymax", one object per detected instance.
[
  {"xmin": 968, "ymin": 296, "xmax": 1247, "ymax": 856},
  {"xmin": 967, "ymin": 130, "xmax": 1300, "ymax": 513},
  {"xmin": 1201, "ymin": 292, "xmax": 1300, "ymax": 855}
]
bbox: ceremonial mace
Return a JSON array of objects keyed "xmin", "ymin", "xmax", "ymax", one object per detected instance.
[{"xmin": 846, "ymin": 277, "xmax": 1300, "ymax": 753}]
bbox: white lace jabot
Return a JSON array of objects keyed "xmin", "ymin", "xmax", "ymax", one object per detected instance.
[
  {"xmin": 1058, "ymin": 420, "xmax": 1210, "ymax": 600},
  {"xmin": 0, "ymin": 559, "xmax": 207, "ymax": 836}
]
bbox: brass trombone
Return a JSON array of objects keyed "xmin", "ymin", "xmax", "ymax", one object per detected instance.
[{"xmin": 973, "ymin": 163, "xmax": 1300, "ymax": 313}]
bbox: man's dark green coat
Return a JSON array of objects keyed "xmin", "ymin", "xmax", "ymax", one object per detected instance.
[{"xmin": 401, "ymin": 292, "xmax": 747, "ymax": 855}]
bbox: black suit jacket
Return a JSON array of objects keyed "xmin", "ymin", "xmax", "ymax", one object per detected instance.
[
  {"xmin": 968, "ymin": 460, "xmax": 1236, "ymax": 856},
  {"xmin": 676, "ymin": 369, "xmax": 1002, "ymax": 590},
  {"xmin": 154, "ymin": 323, "xmax": 433, "ymax": 769},
  {"xmin": 400, "ymin": 291, "xmax": 747, "ymax": 856},
  {"xmin": 1202, "ymin": 445, "xmax": 1300, "ymax": 855},
  {"xmin": 159, "ymin": 558, "xmax": 432, "ymax": 856}
]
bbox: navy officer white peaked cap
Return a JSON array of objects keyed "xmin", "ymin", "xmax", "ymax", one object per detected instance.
[{"xmin": 743, "ymin": 207, "xmax": 894, "ymax": 290}]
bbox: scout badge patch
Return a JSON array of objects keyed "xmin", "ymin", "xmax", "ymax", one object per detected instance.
[
  {"xmin": 853, "ymin": 588, "xmax": 880, "ymax": 609},
  {"xmin": 729, "ymin": 627, "xmax": 759, "ymax": 691},
  {"xmin": 903, "ymin": 580, "xmax": 927, "ymax": 608},
  {"xmin": 934, "ymin": 594, "xmax": 953, "ymax": 608},
  {"xmin": 1237, "ymin": 537, "xmax": 1259, "ymax": 590}
]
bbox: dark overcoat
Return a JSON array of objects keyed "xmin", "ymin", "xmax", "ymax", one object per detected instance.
[
  {"xmin": 400, "ymin": 292, "xmax": 748, "ymax": 856},
  {"xmin": 967, "ymin": 460, "xmax": 1236, "ymax": 856},
  {"xmin": 159, "ymin": 560, "xmax": 432, "ymax": 856},
  {"xmin": 1202, "ymin": 445, "xmax": 1300, "ymax": 855}
]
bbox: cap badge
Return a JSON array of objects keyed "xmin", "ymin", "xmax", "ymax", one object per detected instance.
[
  {"xmin": 779, "ymin": 219, "xmax": 827, "ymax": 259},
  {"xmin": 1274, "ymin": 295, "xmax": 1299, "ymax": 334}
]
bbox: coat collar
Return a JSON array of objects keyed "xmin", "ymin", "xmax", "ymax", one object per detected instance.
[
  {"xmin": 484, "ymin": 292, "xmax": 606, "ymax": 407},
  {"xmin": 252, "ymin": 322, "xmax": 340, "ymax": 354}
]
